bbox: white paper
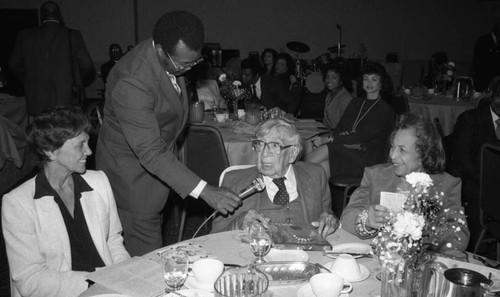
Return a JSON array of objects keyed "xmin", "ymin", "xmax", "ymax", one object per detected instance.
[
  {"xmin": 86, "ymin": 257, "xmax": 164, "ymax": 297},
  {"xmin": 379, "ymin": 191, "xmax": 406, "ymax": 213}
]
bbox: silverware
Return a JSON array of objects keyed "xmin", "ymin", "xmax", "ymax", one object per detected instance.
[
  {"xmin": 322, "ymin": 251, "xmax": 371, "ymax": 257},
  {"xmin": 314, "ymin": 262, "xmax": 331, "ymax": 273},
  {"xmin": 163, "ymin": 289, "xmax": 188, "ymax": 297}
]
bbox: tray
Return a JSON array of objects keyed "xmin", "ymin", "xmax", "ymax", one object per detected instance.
[
  {"xmin": 255, "ymin": 261, "xmax": 320, "ymax": 286},
  {"xmin": 269, "ymin": 223, "xmax": 332, "ymax": 251}
]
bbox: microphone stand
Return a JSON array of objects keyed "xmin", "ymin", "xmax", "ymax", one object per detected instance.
[{"xmin": 336, "ymin": 24, "xmax": 342, "ymax": 57}]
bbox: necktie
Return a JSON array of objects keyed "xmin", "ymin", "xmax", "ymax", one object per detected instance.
[
  {"xmin": 496, "ymin": 119, "xmax": 500, "ymax": 140},
  {"xmin": 273, "ymin": 177, "xmax": 289, "ymax": 206},
  {"xmin": 252, "ymin": 84, "xmax": 258, "ymax": 98}
]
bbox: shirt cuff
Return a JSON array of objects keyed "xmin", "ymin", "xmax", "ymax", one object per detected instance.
[{"xmin": 190, "ymin": 180, "xmax": 207, "ymax": 199}]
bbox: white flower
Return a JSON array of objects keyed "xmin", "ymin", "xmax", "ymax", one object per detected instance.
[
  {"xmin": 392, "ymin": 211, "xmax": 425, "ymax": 241},
  {"xmin": 405, "ymin": 172, "xmax": 433, "ymax": 189},
  {"xmin": 232, "ymin": 80, "xmax": 242, "ymax": 87},
  {"xmin": 219, "ymin": 74, "xmax": 227, "ymax": 82},
  {"xmin": 448, "ymin": 62, "xmax": 455, "ymax": 68},
  {"xmin": 446, "ymin": 70, "xmax": 454, "ymax": 76}
]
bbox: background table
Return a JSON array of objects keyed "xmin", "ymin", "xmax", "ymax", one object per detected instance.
[{"xmin": 408, "ymin": 95, "xmax": 474, "ymax": 136}]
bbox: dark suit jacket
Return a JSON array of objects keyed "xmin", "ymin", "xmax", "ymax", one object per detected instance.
[
  {"xmin": 449, "ymin": 102, "xmax": 500, "ymax": 187},
  {"xmin": 9, "ymin": 22, "xmax": 94, "ymax": 115},
  {"xmin": 340, "ymin": 164, "xmax": 469, "ymax": 250},
  {"xmin": 96, "ymin": 38, "xmax": 200, "ymax": 214},
  {"xmin": 471, "ymin": 33, "xmax": 500, "ymax": 91},
  {"xmin": 259, "ymin": 75, "xmax": 300, "ymax": 114},
  {"xmin": 210, "ymin": 162, "xmax": 332, "ymax": 233}
]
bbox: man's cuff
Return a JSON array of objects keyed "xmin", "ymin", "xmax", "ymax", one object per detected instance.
[{"xmin": 189, "ymin": 180, "xmax": 207, "ymax": 198}]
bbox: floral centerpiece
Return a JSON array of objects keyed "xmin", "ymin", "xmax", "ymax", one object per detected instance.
[
  {"xmin": 435, "ymin": 61, "xmax": 456, "ymax": 93},
  {"xmin": 372, "ymin": 172, "xmax": 467, "ymax": 296},
  {"xmin": 218, "ymin": 73, "xmax": 251, "ymax": 118}
]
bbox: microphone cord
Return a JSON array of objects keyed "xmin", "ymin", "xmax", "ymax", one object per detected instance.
[{"xmin": 191, "ymin": 210, "xmax": 217, "ymax": 239}]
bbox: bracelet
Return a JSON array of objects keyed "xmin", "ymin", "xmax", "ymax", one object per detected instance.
[{"xmin": 355, "ymin": 210, "xmax": 378, "ymax": 238}]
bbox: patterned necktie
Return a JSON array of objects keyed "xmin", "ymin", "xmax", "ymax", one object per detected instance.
[
  {"xmin": 496, "ymin": 119, "xmax": 500, "ymax": 140},
  {"xmin": 273, "ymin": 177, "xmax": 289, "ymax": 206}
]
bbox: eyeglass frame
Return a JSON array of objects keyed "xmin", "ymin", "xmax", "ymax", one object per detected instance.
[
  {"xmin": 166, "ymin": 50, "xmax": 203, "ymax": 72},
  {"xmin": 251, "ymin": 139, "xmax": 295, "ymax": 154}
]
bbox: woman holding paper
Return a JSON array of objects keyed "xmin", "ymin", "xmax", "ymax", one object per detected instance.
[
  {"xmin": 2, "ymin": 107, "xmax": 130, "ymax": 297},
  {"xmin": 340, "ymin": 113, "xmax": 469, "ymax": 250}
]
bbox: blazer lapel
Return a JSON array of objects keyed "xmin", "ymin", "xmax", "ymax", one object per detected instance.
[
  {"xmin": 80, "ymin": 191, "xmax": 106, "ymax": 262},
  {"xmin": 35, "ymin": 196, "xmax": 72, "ymax": 268}
]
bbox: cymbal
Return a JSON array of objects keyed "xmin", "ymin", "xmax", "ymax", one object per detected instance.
[
  {"xmin": 286, "ymin": 41, "xmax": 310, "ymax": 53},
  {"xmin": 327, "ymin": 45, "xmax": 346, "ymax": 53}
]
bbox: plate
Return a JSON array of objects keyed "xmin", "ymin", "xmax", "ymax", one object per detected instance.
[
  {"xmin": 296, "ymin": 283, "xmax": 349, "ymax": 297},
  {"xmin": 265, "ymin": 248, "xmax": 309, "ymax": 262},
  {"xmin": 328, "ymin": 243, "xmax": 371, "ymax": 258},
  {"xmin": 324, "ymin": 261, "xmax": 370, "ymax": 283},
  {"xmin": 166, "ymin": 289, "xmax": 213, "ymax": 297},
  {"xmin": 184, "ymin": 275, "xmax": 215, "ymax": 292}
]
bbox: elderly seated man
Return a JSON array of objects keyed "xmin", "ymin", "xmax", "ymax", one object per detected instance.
[{"xmin": 211, "ymin": 119, "xmax": 340, "ymax": 237}]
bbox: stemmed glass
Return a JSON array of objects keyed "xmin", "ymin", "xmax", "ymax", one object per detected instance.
[
  {"xmin": 160, "ymin": 250, "xmax": 189, "ymax": 292},
  {"xmin": 249, "ymin": 224, "xmax": 272, "ymax": 264}
]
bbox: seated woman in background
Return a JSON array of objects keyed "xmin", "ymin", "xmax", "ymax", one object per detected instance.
[
  {"xmin": 321, "ymin": 62, "xmax": 354, "ymax": 130},
  {"xmin": 275, "ymin": 52, "xmax": 298, "ymax": 90},
  {"xmin": 340, "ymin": 113, "xmax": 469, "ymax": 250},
  {"xmin": 2, "ymin": 107, "xmax": 130, "ymax": 297},
  {"xmin": 261, "ymin": 48, "xmax": 278, "ymax": 76},
  {"xmin": 192, "ymin": 61, "xmax": 224, "ymax": 110},
  {"xmin": 306, "ymin": 62, "xmax": 395, "ymax": 180}
]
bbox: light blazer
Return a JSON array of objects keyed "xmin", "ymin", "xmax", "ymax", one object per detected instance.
[
  {"xmin": 96, "ymin": 38, "xmax": 200, "ymax": 215},
  {"xmin": 340, "ymin": 164, "xmax": 470, "ymax": 250},
  {"xmin": 2, "ymin": 170, "xmax": 130, "ymax": 297},
  {"xmin": 211, "ymin": 162, "xmax": 332, "ymax": 233},
  {"xmin": 323, "ymin": 87, "xmax": 353, "ymax": 130}
]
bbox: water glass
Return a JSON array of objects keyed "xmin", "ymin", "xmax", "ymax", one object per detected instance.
[
  {"xmin": 249, "ymin": 224, "xmax": 272, "ymax": 264},
  {"xmin": 160, "ymin": 250, "xmax": 189, "ymax": 291}
]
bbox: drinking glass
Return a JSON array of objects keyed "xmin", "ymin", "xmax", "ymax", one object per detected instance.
[
  {"xmin": 160, "ymin": 250, "xmax": 189, "ymax": 291},
  {"xmin": 249, "ymin": 224, "xmax": 272, "ymax": 264}
]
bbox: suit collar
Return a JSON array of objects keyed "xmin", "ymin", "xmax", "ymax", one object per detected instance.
[{"xmin": 34, "ymin": 170, "xmax": 93, "ymax": 199}]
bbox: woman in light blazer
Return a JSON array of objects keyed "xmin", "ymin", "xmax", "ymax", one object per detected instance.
[{"xmin": 2, "ymin": 107, "xmax": 130, "ymax": 297}]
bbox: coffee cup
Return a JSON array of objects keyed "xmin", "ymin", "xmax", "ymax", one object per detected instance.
[
  {"xmin": 190, "ymin": 258, "xmax": 224, "ymax": 286},
  {"xmin": 330, "ymin": 254, "xmax": 361, "ymax": 281},
  {"xmin": 237, "ymin": 109, "xmax": 246, "ymax": 119},
  {"xmin": 310, "ymin": 272, "xmax": 352, "ymax": 297}
]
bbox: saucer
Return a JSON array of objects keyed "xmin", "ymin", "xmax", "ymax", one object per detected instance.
[
  {"xmin": 296, "ymin": 283, "xmax": 349, "ymax": 297},
  {"xmin": 184, "ymin": 275, "xmax": 215, "ymax": 292},
  {"xmin": 166, "ymin": 289, "xmax": 213, "ymax": 297},
  {"xmin": 324, "ymin": 261, "xmax": 370, "ymax": 283},
  {"xmin": 329, "ymin": 243, "xmax": 371, "ymax": 256}
]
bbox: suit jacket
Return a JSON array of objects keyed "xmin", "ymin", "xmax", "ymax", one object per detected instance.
[
  {"xmin": 259, "ymin": 75, "xmax": 300, "ymax": 114},
  {"xmin": 211, "ymin": 162, "xmax": 332, "ymax": 233},
  {"xmin": 9, "ymin": 22, "xmax": 94, "ymax": 115},
  {"xmin": 449, "ymin": 102, "xmax": 500, "ymax": 187},
  {"xmin": 471, "ymin": 33, "xmax": 500, "ymax": 91},
  {"xmin": 1, "ymin": 170, "xmax": 130, "ymax": 297},
  {"xmin": 340, "ymin": 164, "xmax": 469, "ymax": 250},
  {"xmin": 96, "ymin": 38, "xmax": 200, "ymax": 214}
]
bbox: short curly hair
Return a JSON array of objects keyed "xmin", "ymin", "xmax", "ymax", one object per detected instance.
[
  {"xmin": 357, "ymin": 62, "xmax": 393, "ymax": 99},
  {"xmin": 27, "ymin": 106, "xmax": 91, "ymax": 165},
  {"xmin": 153, "ymin": 11, "xmax": 204, "ymax": 54},
  {"xmin": 391, "ymin": 113, "xmax": 445, "ymax": 174}
]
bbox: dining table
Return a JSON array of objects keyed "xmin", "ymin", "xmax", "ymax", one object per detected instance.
[
  {"xmin": 80, "ymin": 228, "xmax": 500, "ymax": 297},
  {"xmin": 197, "ymin": 115, "xmax": 326, "ymax": 166},
  {"xmin": 408, "ymin": 94, "xmax": 475, "ymax": 136}
]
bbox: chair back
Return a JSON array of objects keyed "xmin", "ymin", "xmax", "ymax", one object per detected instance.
[
  {"xmin": 183, "ymin": 124, "xmax": 229, "ymax": 185},
  {"xmin": 219, "ymin": 165, "xmax": 256, "ymax": 186},
  {"xmin": 386, "ymin": 91, "xmax": 409, "ymax": 115},
  {"xmin": 479, "ymin": 144, "xmax": 500, "ymax": 223}
]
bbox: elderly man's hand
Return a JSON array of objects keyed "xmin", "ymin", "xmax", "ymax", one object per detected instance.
[
  {"xmin": 311, "ymin": 212, "xmax": 340, "ymax": 238},
  {"xmin": 366, "ymin": 204, "xmax": 390, "ymax": 229},
  {"xmin": 241, "ymin": 209, "xmax": 271, "ymax": 230},
  {"xmin": 199, "ymin": 185, "xmax": 241, "ymax": 215}
]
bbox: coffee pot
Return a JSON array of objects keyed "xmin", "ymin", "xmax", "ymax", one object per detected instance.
[
  {"xmin": 443, "ymin": 268, "xmax": 493, "ymax": 297},
  {"xmin": 452, "ymin": 76, "xmax": 474, "ymax": 101}
]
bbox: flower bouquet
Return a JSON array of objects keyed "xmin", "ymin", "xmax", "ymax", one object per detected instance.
[
  {"xmin": 218, "ymin": 73, "xmax": 251, "ymax": 119},
  {"xmin": 372, "ymin": 172, "xmax": 467, "ymax": 297}
]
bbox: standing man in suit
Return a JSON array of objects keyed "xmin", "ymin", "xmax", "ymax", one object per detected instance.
[
  {"xmin": 470, "ymin": 20, "xmax": 500, "ymax": 91},
  {"xmin": 449, "ymin": 80, "xmax": 500, "ymax": 250},
  {"xmin": 96, "ymin": 11, "xmax": 241, "ymax": 256},
  {"xmin": 241, "ymin": 58, "xmax": 299, "ymax": 114},
  {"xmin": 211, "ymin": 119, "xmax": 339, "ymax": 236},
  {"xmin": 100, "ymin": 43, "xmax": 123, "ymax": 84},
  {"xmin": 9, "ymin": 1, "xmax": 95, "ymax": 116}
]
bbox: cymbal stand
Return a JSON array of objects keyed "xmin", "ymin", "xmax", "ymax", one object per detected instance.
[{"xmin": 336, "ymin": 24, "xmax": 342, "ymax": 57}]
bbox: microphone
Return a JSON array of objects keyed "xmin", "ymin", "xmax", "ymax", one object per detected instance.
[{"xmin": 238, "ymin": 177, "xmax": 266, "ymax": 200}]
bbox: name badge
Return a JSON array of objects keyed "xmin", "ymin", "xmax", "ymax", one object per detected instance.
[{"xmin": 380, "ymin": 191, "xmax": 406, "ymax": 213}]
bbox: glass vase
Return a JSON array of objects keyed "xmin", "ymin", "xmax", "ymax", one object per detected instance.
[
  {"xmin": 231, "ymin": 99, "xmax": 239, "ymax": 120},
  {"xmin": 380, "ymin": 260, "xmax": 409, "ymax": 297}
]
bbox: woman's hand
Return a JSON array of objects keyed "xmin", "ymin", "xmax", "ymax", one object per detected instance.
[
  {"xmin": 311, "ymin": 135, "xmax": 330, "ymax": 148},
  {"xmin": 366, "ymin": 205, "xmax": 390, "ymax": 229}
]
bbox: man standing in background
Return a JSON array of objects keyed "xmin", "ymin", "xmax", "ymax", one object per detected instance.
[
  {"xmin": 96, "ymin": 11, "xmax": 241, "ymax": 256},
  {"xmin": 9, "ymin": 1, "xmax": 95, "ymax": 116},
  {"xmin": 470, "ymin": 20, "xmax": 500, "ymax": 91}
]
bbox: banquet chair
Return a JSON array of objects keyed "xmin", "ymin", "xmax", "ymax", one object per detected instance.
[
  {"xmin": 473, "ymin": 144, "xmax": 500, "ymax": 260},
  {"xmin": 177, "ymin": 124, "xmax": 230, "ymax": 241},
  {"xmin": 386, "ymin": 91, "xmax": 409, "ymax": 115}
]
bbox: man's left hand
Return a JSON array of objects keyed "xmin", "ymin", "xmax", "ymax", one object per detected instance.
[{"xmin": 312, "ymin": 212, "xmax": 340, "ymax": 238}]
